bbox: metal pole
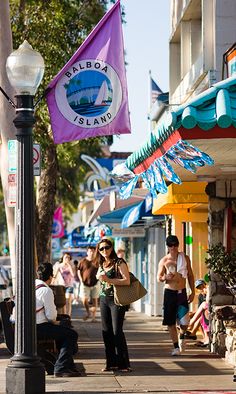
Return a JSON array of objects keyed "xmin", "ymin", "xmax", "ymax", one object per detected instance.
[{"xmin": 6, "ymin": 95, "xmax": 45, "ymax": 394}]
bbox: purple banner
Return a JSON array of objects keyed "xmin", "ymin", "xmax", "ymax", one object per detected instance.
[{"xmin": 46, "ymin": 0, "xmax": 131, "ymax": 144}]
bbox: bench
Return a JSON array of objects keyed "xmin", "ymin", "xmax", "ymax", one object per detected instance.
[
  {"xmin": 49, "ymin": 285, "xmax": 66, "ymax": 314},
  {"xmin": 0, "ymin": 300, "xmax": 57, "ymax": 375}
]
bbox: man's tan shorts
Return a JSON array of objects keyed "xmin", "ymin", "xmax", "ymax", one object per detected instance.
[{"xmin": 80, "ymin": 282, "xmax": 100, "ymax": 299}]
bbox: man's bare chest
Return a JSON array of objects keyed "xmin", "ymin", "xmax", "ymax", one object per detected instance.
[{"xmin": 164, "ymin": 260, "xmax": 177, "ymax": 274}]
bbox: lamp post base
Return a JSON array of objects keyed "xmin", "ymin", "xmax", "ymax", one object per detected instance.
[{"xmin": 6, "ymin": 366, "xmax": 45, "ymax": 394}]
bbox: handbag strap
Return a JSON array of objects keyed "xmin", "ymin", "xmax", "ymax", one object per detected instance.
[
  {"xmin": 115, "ymin": 259, "xmax": 124, "ymax": 279},
  {"xmin": 115, "ymin": 258, "xmax": 131, "ymax": 281}
]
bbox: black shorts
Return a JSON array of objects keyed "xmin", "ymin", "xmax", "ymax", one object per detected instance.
[{"xmin": 163, "ymin": 288, "xmax": 189, "ymax": 326}]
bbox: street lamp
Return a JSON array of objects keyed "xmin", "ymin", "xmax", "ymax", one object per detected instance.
[{"xmin": 5, "ymin": 40, "xmax": 45, "ymax": 394}]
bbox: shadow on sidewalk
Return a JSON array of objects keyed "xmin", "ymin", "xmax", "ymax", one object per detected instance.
[{"xmin": 80, "ymin": 359, "xmax": 231, "ymax": 377}]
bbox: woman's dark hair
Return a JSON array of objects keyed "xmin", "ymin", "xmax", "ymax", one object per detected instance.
[
  {"xmin": 62, "ymin": 252, "xmax": 72, "ymax": 260},
  {"xmin": 60, "ymin": 252, "xmax": 72, "ymax": 262},
  {"xmin": 37, "ymin": 262, "xmax": 53, "ymax": 282},
  {"xmin": 94, "ymin": 238, "xmax": 118, "ymax": 266}
]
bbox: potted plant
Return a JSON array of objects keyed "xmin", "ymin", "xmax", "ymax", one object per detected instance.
[{"xmin": 205, "ymin": 243, "xmax": 236, "ymax": 295}]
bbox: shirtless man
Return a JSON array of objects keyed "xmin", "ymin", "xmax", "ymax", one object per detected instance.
[{"xmin": 157, "ymin": 235, "xmax": 195, "ymax": 356}]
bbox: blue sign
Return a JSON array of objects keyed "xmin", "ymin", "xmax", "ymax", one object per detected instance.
[{"xmin": 68, "ymin": 226, "xmax": 96, "ymax": 248}]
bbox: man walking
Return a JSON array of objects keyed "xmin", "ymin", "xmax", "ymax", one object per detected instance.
[
  {"xmin": 78, "ymin": 246, "xmax": 100, "ymax": 322},
  {"xmin": 157, "ymin": 235, "xmax": 195, "ymax": 356}
]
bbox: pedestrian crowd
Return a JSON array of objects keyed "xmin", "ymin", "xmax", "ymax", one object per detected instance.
[{"xmin": 0, "ymin": 234, "xmax": 211, "ymax": 378}]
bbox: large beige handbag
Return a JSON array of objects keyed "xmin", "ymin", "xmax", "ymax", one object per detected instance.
[{"xmin": 114, "ymin": 273, "xmax": 147, "ymax": 306}]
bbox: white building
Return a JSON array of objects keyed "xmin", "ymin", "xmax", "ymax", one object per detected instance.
[{"xmin": 169, "ymin": 0, "xmax": 236, "ymax": 103}]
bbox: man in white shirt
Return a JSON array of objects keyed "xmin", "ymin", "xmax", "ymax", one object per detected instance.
[
  {"xmin": 0, "ymin": 266, "xmax": 9, "ymax": 301},
  {"xmin": 36, "ymin": 263, "xmax": 79, "ymax": 377}
]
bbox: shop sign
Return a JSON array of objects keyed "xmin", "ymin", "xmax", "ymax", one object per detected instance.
[{"xmin": 112, "ymin": 227, "xmax": 145, "ymax": 238}]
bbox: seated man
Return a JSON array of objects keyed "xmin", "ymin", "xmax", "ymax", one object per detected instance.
[{"xmin": 36, "ymin": 262, "xmax": 80, "ymax": 377}]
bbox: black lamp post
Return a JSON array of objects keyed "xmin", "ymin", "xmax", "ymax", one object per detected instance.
[{"xmin": 5, "ymin": 41, "xmax": 45, "ymax": 394}]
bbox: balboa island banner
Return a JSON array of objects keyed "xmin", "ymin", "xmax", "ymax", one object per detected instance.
[{"xmin": 46, "ymin": 0, "xmax": 131, "ymax": 144}]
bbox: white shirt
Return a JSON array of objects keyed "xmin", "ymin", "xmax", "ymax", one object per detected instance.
[
  {"xmin": 35, "ymin": 279, "xmax": 57, "ymax": 324},
  {"xmin": 0, "ymin": 267, "xmax": 9, "ymax": 285}
]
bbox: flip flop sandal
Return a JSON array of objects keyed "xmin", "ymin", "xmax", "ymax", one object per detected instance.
[
  {"xmin": 118, "ymin": 367, "xmax": 132, "ymax": 373},
  {"xmin": 101, "ymin": 367, "xmax": 118, "ymax": 372}
]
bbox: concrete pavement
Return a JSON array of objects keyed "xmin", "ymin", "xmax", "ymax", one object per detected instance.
[{"xmin": 0, "ymin": 305, "xmax": 236, "ymax": 393}]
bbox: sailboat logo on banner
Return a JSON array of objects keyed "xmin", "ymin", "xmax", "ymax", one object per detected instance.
[{"xmin": 55, "ymin": 60, "xmax": 122, "ymax": 128}]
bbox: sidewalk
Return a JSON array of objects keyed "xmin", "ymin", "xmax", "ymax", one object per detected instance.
[{"xmin": 0, "ymin": 305, "xmax": 236, "ymax": 393}]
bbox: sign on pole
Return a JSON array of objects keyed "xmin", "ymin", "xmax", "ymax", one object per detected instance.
[
  {"xmin": 8, "ymin": 140, "xmax": 17, "ymax": 174},
  {"xmin": 33, "ymin": 144, "xmax": 41, "ymax": 176},
  {"xmin": 8, "ymin": 140, "xmax": 41, "ymax": 176},
  {"xmin": 7, "ymin": 174, "xmax": 16, "ymax": 207},
  {"xmin": 7, "ymin": 141, "xmax": 41, "ymax": 207}
]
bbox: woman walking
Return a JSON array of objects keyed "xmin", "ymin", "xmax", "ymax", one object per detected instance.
[
  {"xmin": 53, "ymin": 252, "xmax": 74, "ymax": 316},
  {"xmin": 95, "ymin": 237, "xmax": 131, "ymax": 372}
]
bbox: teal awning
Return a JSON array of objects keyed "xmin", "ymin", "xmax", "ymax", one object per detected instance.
[
  {"xmin": 126, "ymin": 76, "xmax": 236, "ymax": 173},
  {"xmin": 111, "ymin": 76, "xmax": 236, "ymax": 200}
]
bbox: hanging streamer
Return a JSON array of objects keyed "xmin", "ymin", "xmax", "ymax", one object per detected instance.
[
  {"xmin": 150, "ymin": 162, "xmax": 168, "ymax": 194},
  {"xmin": 142, "ymin": 169, "xmax": 158, "ymax": 198},
  {"xmin": 166, "ymin": 150, "xmax": 198, "ymax": 173},
  {"xmin": 110, "ymin": 137, "xmax": 214, "ymax": 200},
  {"xmin": 119, "ymin": 176, "xmax": 138, "ymax": 199},
  {"xmin": 157, "ymin": 156, "xmax": 182, "ymax": 184},
  {"xmin": 110, "ymin": 162, "xmax": 136, "ymax": 184},
  {"xmin": 178, "ymin": 140, "xmax": 214, "ymax": 166}
]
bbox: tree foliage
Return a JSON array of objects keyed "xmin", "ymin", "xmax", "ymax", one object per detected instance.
[{"xmin": 205, "ymin": 243, "xmax": 236, "ymax": 287}]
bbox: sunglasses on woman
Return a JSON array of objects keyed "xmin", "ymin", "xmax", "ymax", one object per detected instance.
[{"xmin": 99, "ymin": 245, "xmax": 111, "ymax": 252}]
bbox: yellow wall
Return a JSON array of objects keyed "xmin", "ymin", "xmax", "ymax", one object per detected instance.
[
  {"xmin": 191, "ymin": 222, "xmax": 208, "ymax": 281},
  {"xmin": 155, "ymin": 182, "xmax": 209, "ymax": 308},
  {"xmin": 170, "ymin": 216, "xmax": 208, "ymax": 310}
]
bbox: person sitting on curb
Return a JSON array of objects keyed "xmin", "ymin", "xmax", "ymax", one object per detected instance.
[
  {"xmin": 185, "ymin": 279, "xmax": 208, "ymax": 341},
  {"xmin": 188, "ymin": 280, "xmax": 209, "ymax": 347},
  {"xmin": 36, "ymin": 262, "xmax": 80, "ymax": 377}
]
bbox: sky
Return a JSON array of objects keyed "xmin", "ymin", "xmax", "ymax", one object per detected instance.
[{"xmin": 111, "ymin": 0, "xmax": 170, "ymax": 152}]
